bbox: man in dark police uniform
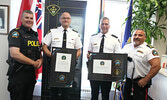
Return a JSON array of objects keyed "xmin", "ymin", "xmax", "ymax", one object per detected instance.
[{"xmin": 7, "ymin": 10, "xmax": 43, "ymax": 100}]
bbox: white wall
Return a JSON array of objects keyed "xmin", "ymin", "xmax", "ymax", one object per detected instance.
[{"xmin": 0, "ymin": 0, "xmax": 10, "ymax": 100}]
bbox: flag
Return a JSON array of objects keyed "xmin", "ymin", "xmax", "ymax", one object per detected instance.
[
  {"xmin": 122, "ymin": 0, "xmax": 133, "ymax": 48},
  {"xmin": 16, "ymin": 0, "xmax": 33, "ymax": 28},
  {"xmin": 35, "ymin": 0, "xmax": 42, "ymax": 44},
  {"xmin": 35, "ymin": 0, "xmax": 43, "ymax": 79},
  {"xmin": 97, "ymin": 0, "xmax": 105, "ymax": 33},
  {"xmin": 17, "ymin": 0, "xmax": 43, "ymax": 79}
]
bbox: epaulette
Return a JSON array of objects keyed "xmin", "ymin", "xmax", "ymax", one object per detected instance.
[
  {"xmin": 15, "ymin": 28, "xmax": 20, "ymax": 30},
  {"xmin": 47, "ymin": 30, "xmax": 51, "ymax": 34},
  {"xmin": 147, "ymin": 44, "xmax": 154, "ymax": 49},
  {"xmin": 111, "ymin": 34, "xmax": 118, "ymax": 38},
  {"xmin": 91, "ymin": 33, "xmax": 98, "ymax": 36},
  {"xmin": 72, "ymin": 29, "xmax": 78, "ymax": 33},
  {"xmin": 52, "ymin": 27, "xmax": 57, "ymax": 29}
]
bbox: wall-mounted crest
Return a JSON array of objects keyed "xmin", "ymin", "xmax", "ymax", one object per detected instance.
[{"xmin": 47, "ymin": 4, "xmax": 60, "ymax": 16}]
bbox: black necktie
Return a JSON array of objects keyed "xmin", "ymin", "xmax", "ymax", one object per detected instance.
[
  {"xmin": 62, "ymin": 29, "xmax": 67, "ymax": 48},
  {"xmin": 99, "ymin": 34, "xmax": 105, "ymax": 53}
]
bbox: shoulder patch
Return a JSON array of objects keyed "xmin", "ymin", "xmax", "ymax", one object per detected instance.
[
  {"xmin": 12, "ymin": 31, "xmax": 19, "ymax": 38},
  {"xmin": 147, "ymin": 44, "xmax": 153, "ymax": 48},
  {"xmin": 91, "ymin": 33, "xmax": 98, "ymax": 36},
  {"xmin": 152, "ymin": 50, "xmax": 158, "ymax": 56},
  {"xmin": 72, "ymin": 29, "xmax": 78, "ymax": 33},
  {"xmin": 111, "ymin": 34, "xmax": 118, "ymax": 38}
]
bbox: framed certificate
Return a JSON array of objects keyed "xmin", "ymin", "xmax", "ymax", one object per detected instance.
[
  {"xmin": 87, "ymin": 53, "xmax": 127, "ymax": 81},
  {"xmin": 48, "ymin": 47, "xmax": 77, "ymax": 88}
]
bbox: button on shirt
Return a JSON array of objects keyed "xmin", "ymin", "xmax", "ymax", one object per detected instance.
[
  {"xmin": 122, "ymin": 42, "xmax": 159, "ymax": 79},
  {"xmin": 88, "ymin": 32, "xmax": 121, "ymax": 53},
  {"xmin": 42, "ymin": 26, "xmax": 82, "ymax": 50}
]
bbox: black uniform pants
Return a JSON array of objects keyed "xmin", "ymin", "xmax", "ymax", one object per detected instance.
[
  {"xmin": 7, "ymin": 67, "xmax": 36, "ymax": 100},
  {"xmin": 124, "ymin": 78, "xmax": 148, "ymax": 100},
  {"xmin": 90, "ymin": 80, "xmax": 112, "ymax": 100}
]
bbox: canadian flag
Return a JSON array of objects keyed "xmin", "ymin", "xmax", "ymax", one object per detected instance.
[{"xmin": 17, "ymin": 0, "xmax": 43, "ymax": 79}]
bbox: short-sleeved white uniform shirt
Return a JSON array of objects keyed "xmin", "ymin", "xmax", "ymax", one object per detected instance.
[
  {"xmin": 122, "ymin": 42, "xmax": 159, "ymax": 79},
  {"xmin": 88, "ymin": 32, "xmax": 121, "ymax": 53},
  {"xmin": 42, "ymin": 26, "xmax": 82, "ymax": 50}
]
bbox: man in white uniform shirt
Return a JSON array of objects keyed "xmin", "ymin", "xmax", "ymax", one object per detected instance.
[
  {"xmin": 42, "ymin": 12, "xmax": 82, "ymax": 58},
  {"xmin": 87, "ymin": 17, "xmax": 121, "ymax": 100},
  {"xmin": 122, "ymin": 29, "xmax": 161, "ymax": 100},
  {"xmin": 42, "ymin": 12, "xmax": 82, "ymax": 100}
]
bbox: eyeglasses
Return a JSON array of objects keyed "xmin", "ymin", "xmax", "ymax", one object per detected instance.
[
  {"xmin": 101, "ymin": 23, "xmax": 109, "ymax": 26},
  {"xmin": 61, "ymin": 17, "xmax": 71, "ymax": 20}
]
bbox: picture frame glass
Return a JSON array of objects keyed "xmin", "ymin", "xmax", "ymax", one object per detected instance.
[{"xmin": 0, "ymin": 5, "xmax": 9, "ymax": 34}]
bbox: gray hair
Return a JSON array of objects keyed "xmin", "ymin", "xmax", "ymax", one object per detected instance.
[
  {"xmin": 22, "ymin": 10, "xmax": 33, "ymax": 18},
  {"xmin": 100, "ymin": 17, "xmax": 110, "ymax": 25}
]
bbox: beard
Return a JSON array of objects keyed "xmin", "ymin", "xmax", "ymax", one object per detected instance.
[{"xmin": 133, "ymin": 40, "xmax": 140, "ymax": 46}]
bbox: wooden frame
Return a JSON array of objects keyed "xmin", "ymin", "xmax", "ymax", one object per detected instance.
[{"xmin": 0, "ymin": 5, "xmax": 9, "ymax": 34}]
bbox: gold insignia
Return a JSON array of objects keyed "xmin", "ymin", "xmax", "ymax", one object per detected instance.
[
  {"xmin": 147, "ymin": 44, "xmax": 153, "ymax": 48},
  {"xmin": 47, "ymin": 4, "xmax": 60, "ymax": 16},
  {"xmin": 15, "ymin": 28, "xmax": 20, "ymax": 30},
  {"xmin": 47, "ymin": 30, "xmax": 51, "ymax": 34},
  {"xmin": 137, "ymin": 50, "xmax": 143, "ymax": 54},
  {"xmin": 93, "ymin": 43, "xmax": 97, "ymax": 45},
  {"xmin": 113, "ymin": 69, "xmax": 121, "ymax": 76},
  {"xmin": 54, "ymin": 38, "xmax": 59, "ymax": 40},
  {"xmin": 152, "ymin": 50, "xmax": 158, "ymax": 56}
]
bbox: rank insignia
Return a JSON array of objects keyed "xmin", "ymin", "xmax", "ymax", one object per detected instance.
[
  {"xmin": 62, "ymin": 55, "xmax": 66, "ymax": 60},
  {"xmin": 47, "ymin": 4, "xmax": 60, "ymax": 16},
  {"xmin": 93, "ymin": 43, "xmax": 97, "ymax": 45},
  {"xmin": 12, "ymin": 31, "xmax": 19, "ymax": 38},
  {"xmin": 137, "ymin": 50, "xmax": 143, "ymax": 54},
  {"xmin": 100, "ymin": 61, "xmax": 105, "ymax": 65},
  {"xmin": 58, "ymin": 74, "xmax": 65, "ymax": 82},
  {"xmin": 114, "ymin": 60, "xmax": 121, "ymax": 67},
  {"xmin": 54, "ymin": 38, "xmax": 59, "ymax": 40},
  {"xmin": 152, "ymin": 50, "xmax": 158, "ymax": 56}
]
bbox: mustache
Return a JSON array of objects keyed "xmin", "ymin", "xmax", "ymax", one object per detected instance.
[{"xmin": 134, "ymin": 38, "xmax": 140, "ymax": 41}]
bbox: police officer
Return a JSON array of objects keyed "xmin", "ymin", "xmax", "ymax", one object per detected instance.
[
  {"xmin": 42, "ymin": 12, "xmax": 82, "ymax": 58},
  {"xmin": 122, "ymin": 29, "xmax": 161, "ymax": 100},
  {"xmin": 42, "ymin": 12, "xmax": 82, "ymax": 100},
  {"xmin": 7, "ymin": 10, "xmax": 43, "ymax": 100},
  {"xmin": 87, "ymin": 17, "xmax": 121, "ymax": 100}
]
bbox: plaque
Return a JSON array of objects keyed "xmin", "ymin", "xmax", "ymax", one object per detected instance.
[
  {"xmin": 48, "ymin": 47, "xmax": 77, "ymax": 88},
  {"xmin": 87, "ymin": 53, "xmax": 127, "ymax": 81}
]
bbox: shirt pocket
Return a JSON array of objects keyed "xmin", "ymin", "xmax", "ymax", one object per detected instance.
[
  {"xmin": 105, "ymin": 43, "xmax": 114, "ymax": 52},
  {"xmin": 136, "ymin": 51, "xmax": 144, "ymax": 58},
  {"xmin": 52, "ymin": 39, "xmax": 61, "ymax": 47},
  {"xmin": 92, "ymin": 42, "xmax": 99, "ymax": 52},
  {"xmin": 68, "ymin": 39, "xmax": 75, "ymax": 48}
]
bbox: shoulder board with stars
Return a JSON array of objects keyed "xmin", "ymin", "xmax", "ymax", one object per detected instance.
[
  {"xmin": 111, "ymin": 34, "xmax": 118, "ymax": 38},
  {"xmin": 147, "ymin": 44, "xmax": 154, "ymax": 49},
  {"xmin": 72, "ymin": 29, "xmax": 78, "ymax": 33},
  {"xmin": 91, "ymin": 33, "xmax": 98, "ymax": 36}
]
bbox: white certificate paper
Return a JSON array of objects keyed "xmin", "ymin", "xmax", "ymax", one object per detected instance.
[
  {"xmin": 55, "ymin": 53, "xmax": 72, "ymax": 72},
  {"xmin": 93, "ymin": 59, "xmax": 112, "ymax": 74}
]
